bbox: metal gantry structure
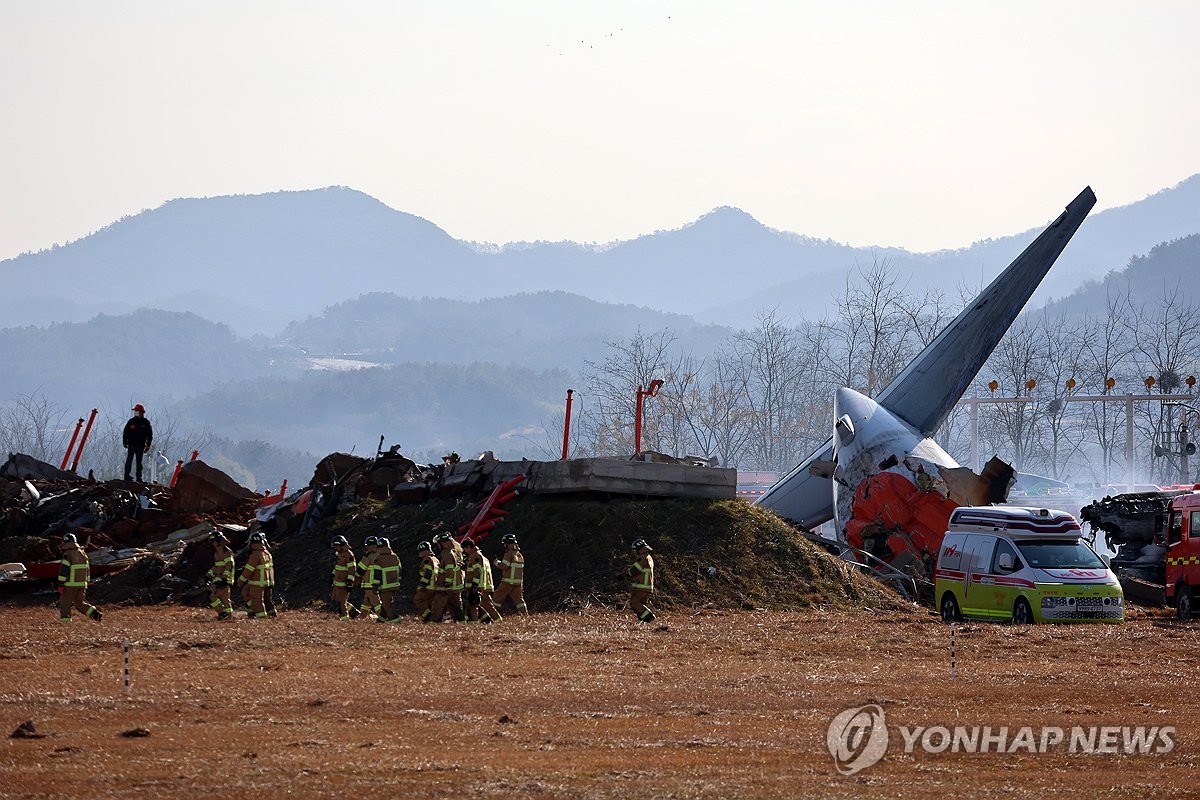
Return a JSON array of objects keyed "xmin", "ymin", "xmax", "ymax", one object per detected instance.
[{"xmin": 958, "ymin": 377, "xmax": 1198, "ymax": 487}]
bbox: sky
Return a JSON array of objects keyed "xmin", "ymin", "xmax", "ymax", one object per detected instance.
[{"xmin": 2, "ymin": 1, "xmax": 1199, "ymax": 261}]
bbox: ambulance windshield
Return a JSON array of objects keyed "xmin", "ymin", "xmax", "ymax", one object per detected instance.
[{"xmin": 1016, "ymin": 539, "xmax": 1106, "ymax": 570}]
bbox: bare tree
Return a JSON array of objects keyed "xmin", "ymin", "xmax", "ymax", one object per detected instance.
[
  {"xmin": 1034, "ymin": 311, "xmax": 1091, "ymax": 480},
  {"xmin": 1123, "ymin": 285, "xmax": 1200, "ymax": 484},
  {"xmin": 579, "ymin": 329, "xmax": 680, "ymax": 457},
  {"xmin": 724, "ymin": 311, "xmax": 817, "ymax": 472},
  {"xmin": 980, "ymin": 320, "xmax": 1047, "ymax": 473},
  {"xmin": 0, "ymin": 392, "xmax": 72, "ymax": 463}
]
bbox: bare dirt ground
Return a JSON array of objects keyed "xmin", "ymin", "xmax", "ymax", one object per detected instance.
[{"xmin": 1, "ymin": 603, "xmax": 1198, "ymax": 799}]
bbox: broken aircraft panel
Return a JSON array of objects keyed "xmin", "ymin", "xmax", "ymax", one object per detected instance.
[{"xmin": 831, "ymin": 386, "xmax": 1014, "ymax": 577}]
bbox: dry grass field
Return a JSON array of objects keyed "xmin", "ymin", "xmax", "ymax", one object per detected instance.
[{"xmin": 2, "ymin": 604, "xmax": 1198, "ymax": 799}]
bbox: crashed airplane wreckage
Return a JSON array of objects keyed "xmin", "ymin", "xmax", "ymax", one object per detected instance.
[{"xmin": 756, "ymin": 187, "xmax": 1097, "ymax": 579}]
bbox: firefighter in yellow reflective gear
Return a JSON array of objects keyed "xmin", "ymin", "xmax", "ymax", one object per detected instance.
[
  {"xmin": 207, "ymin": 531, "xmax": 235, "ymax": 620},
  {"xmin": 429, "ymin": 533, "xmax": 465, "ymax": 623},
  {"xmin": 462, "ymin": 539, "xmax": 500, "ymax": 623},
  {"xmin": 353, "ymin": 536, "xmax": 382, "ymax": 619},
  {"xmin": 330, "ymin": 536, "xmax": 360, "ymax": 620},
  {"xmin": 413, "ymin": 541, "xmax": 440, "ymax": 623},
  {"xmin": 374, "ymin": 537, "xmax": 402, "ymax": 623},
  {"xmin": 492, "ymin": 534, "xmax": 528, "ymax": 616},
  {"xmin": 236, "ymin": 532, "xmax": 275, "ymax": 619},
  {"xmin": 629, "ymin": 538, "xmax": 656, "ymax": 622},
  {"xmin": 57, "ymin": 533, "xmax": 101, "ymax": 623},
  {"xmin": 262, "ymin": 537, "xmax": 279, "ymax": 618}
]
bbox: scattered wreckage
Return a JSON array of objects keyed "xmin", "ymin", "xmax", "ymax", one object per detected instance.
[{"xmin": 0, "ymin": 446, "xmax": 736, "ymax": 605}]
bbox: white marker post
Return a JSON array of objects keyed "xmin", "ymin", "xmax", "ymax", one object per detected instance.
[
  {"xmin": 950, "ymin": 623, "xmax": 957, "ymax": 678},
  {"xmin": 123, "ymin": 638, "xmax": 131, "ymax": 697}
]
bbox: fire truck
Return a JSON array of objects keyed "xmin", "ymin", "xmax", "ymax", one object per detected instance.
[
  {"xmin": 1164, "ymin": 491, "xmax": 1200, "ymax": 618},
  {"xmin": 1080, "ymin": 485, "xmax": 1200, "ymax": 619}
]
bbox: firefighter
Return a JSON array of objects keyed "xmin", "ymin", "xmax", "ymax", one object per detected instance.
[
  {"xmin": 354, "ymin": 536, "xmax": 382, "ymax": 619},
  {"xmin": 492, "ymin": 534, "xmax": 528, "ymax": 616},
  {"xmin": 413, "ymin": 541, "xmax": 440, "ymax": 623},
  {"xmin": 462, "ymin": 539, "xmax": 500, "ymax": 623},
  {"xmin": 374, "ymin": 537, "xmax": 402, "ymax": 623},
  {"xmin": 429, "ymin": 532, "xmax": 465, "ymax": 623},
  {"xmin": 236, "ymin": 532, "xmax": 275, "ymax": 619},
  {"xmin": 207, "ymin": 531, "xmax": 235, "ymax": 620},
  {"xmin": 261, "ymin": 535, "xmax": 279, "ymax": 618},
  {"xmin": 330, "ymin": 536, "xmax": 360, "ymax": 620},
  {"xmin": 57, "ymin": 533, "xmax": 102, "ymax": 623},
  {"xmin": 629, "ymin": 538, "xmax": 656, "ymax": 622}
]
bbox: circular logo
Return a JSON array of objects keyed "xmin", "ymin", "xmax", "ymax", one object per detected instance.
[{"xmin": 826, "ymin": 704, "xmax": 889, "ymax": 775}]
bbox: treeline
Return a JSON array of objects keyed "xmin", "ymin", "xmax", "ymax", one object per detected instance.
[{"xmin": 569, "ymin": 256, "xmax": 1200, "ymax": 487}]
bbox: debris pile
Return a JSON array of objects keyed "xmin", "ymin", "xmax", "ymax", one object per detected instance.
[
  {"xmin": 0, "ymin": 453, "xmax": 261, "ymax": 599},
  {"xmin": 1, "ymin": 448, "xmax": 903, "ymax": 614}
]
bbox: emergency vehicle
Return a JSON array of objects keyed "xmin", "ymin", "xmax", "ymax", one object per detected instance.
[
  {"xmin": 1165, "ymin": 491, "xmax": 1200, "ymax": 619},
  {"xmin": 934, "ymin": 506, "xmax": 1124, "ymax": 625}
]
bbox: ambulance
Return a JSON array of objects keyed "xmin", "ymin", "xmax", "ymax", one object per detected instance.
[{"xmin": 934, "ymin": 506, "xmax": 1124, "ymax": 624}]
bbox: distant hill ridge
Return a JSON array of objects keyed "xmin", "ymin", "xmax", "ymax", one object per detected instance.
[{"xmin": 2, "ymin": 176, "xmax": 1199, "ymax": 335}]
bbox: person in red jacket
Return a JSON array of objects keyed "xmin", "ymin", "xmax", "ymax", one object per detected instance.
[{"xmin": 122, "ymin": 404, "xmax": 154, "ymax": 482}]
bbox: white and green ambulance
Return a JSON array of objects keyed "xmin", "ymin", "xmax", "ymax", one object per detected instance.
[{"xmin": 934, "ymin": 506, "xmax": 1124, "ymax": 624}]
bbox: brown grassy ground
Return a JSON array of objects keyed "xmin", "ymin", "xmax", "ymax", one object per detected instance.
[{"xmin": 1, "ymin": 604, "xmax": 1198, "ymax": 799}]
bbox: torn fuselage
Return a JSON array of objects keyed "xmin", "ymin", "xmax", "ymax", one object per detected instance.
[{"xmin": 831, "ymin": 387, "xmax": 1013, "ymax": 576}]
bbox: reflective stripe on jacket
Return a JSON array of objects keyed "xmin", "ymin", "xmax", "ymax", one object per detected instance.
[
  {"xmin": 376, "ymin": 553, "xmax": 401, "ymax": 590},
  {"xmin": 498, "ymin": 552, "xmax": 524, "ymax": 585},
  {"xmin": 419, "ymin": 556, "xmax": 440, "ymax": 590},
  {"xmin": 209, "ymin": 548, "xmax": 235, "ymax": 582},
  {"xmin": 333, "ymin": 550, "xmax": 356, "ymax": 587},
  {"xmin": 466, "ymin": 555, "xmax": 495, "ymax": 591},
  {"xmin": 242, "ymin": 551, "xmax": 275, "ymax": 587},
  {"xmin": 631, "ymin": 555, "xmax": 654, "ymax": 591},
  {"xmin": 440, "ymin": 558, "xmax": 464, "ymax": 591},
  {"xmin": 59, "ymin": 558, "xmax": 89, "ymax": 588},
  {"xmin": 357, "ymin": 554, "xmax": 379, "ymax": 588}
]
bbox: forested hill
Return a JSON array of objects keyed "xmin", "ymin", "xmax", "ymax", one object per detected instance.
[
  {"xmin": 276, "ymin": 291, "xmax": 731, "ymax": 371},
  {"xmin": 0, "ymin": 310, "xmax": 284, "ymax": 403},
  {"xmin": 1038, "ymin": 233, "xmax": 1200, "ymax": 320}
]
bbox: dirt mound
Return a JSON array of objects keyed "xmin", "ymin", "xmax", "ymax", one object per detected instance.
[{"xmin": 271, "ymin": 495, "xmax": 907, "ymax": 614}]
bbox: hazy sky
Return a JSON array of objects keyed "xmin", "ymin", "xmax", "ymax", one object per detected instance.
[{"xmin": 3, "ymin": 1, "xmax": 1198, "ymax": 261}]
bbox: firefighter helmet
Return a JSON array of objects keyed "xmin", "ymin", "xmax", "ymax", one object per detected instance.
[
  {"xmin": 501, "ymin": 534, "xmax": 518, "ymax": 545},
  {"xmin": 461, "ymin": 539, "xmax": 477, "ymax": 549},
  {"xmin": 632, "ymin": 538, "xmax": 652, "ymax": 552},
  {"xmin": 332, "ymin": 535, "xmax": 348, "ymax": 547},
  {"xmin": 416, "ymin": 541, "xmax": 432, "ymax": 553},
  {"xmin": 211, "ymin": 531, "xmax": 228, "ymax": 543},
  {"xmin": 378, "ymin": 537, "xmax": 391, "ymax": 550},
  {"xmin": 432, "ymin": 532, "xmax": 452, "ymax": 544},
  {"xmin": 62, "ymin": 533, "xmax": 78, "ymax": 544},
  {"xmin": 364, "ymin": 536, "xmax": 379, "ymax": 547}
]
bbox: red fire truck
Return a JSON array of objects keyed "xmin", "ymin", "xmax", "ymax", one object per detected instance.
[{"xmin": 1166, "ymin": 491, "xmax": 1200, "ymax": 619}]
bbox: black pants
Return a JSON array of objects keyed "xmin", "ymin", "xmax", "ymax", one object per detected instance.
[{"xmin": 124, "ymin": 447, "xmax": 145, "ymax": 481}]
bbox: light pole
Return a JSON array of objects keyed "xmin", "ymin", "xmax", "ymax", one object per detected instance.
[
  {"xmin": 634, "ymin": 379, "xmax": 664, "ymax": 456},
  {"xmin": 1162, "ymin": 402, "xmax": 1200, "ymax": 485}
]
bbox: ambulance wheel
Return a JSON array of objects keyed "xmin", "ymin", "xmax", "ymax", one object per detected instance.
[
  {"xmin": 1177, "ymin": 586, "xmax": 1195, "ymax": 621},
  {"xmin": 1012, "ymin": 597, "xmax": 1035, "ymax": 625},
  {"xmin": 940, "ymin": 593, "xmax": 961, "ymax": 623}
]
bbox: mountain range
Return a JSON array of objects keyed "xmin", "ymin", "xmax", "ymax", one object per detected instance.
[
  {"xmin": 4, "ymin": 175, "xmax": 1199, "ymax": 336},
  {"xmin": 2, "ymin": 176, "xmax": 1199, "ymax": 489}
]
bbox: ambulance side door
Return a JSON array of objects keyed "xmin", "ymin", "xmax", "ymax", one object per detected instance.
[{"xmin": 960, "ymin": 535, "xmax": 998, "ymax": 619}]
